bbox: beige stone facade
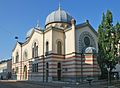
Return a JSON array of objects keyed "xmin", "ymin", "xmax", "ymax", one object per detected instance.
[{"xmin": 12, "ymin": 7, "xmax": 100, "ymax": 82}]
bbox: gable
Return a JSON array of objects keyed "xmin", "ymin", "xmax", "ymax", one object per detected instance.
[
  {"xmin": 12, "ymin": 42, "xmax": 22, "ymax": 52},
  {"xmin": 75, "ymin": 23, "xmax": 98, "ymax": 53},
  {"xmin": 76, "ymin": 22, "xmax": 98, "ymax": 36},
  {"xmin": 22, "ymin": 29, "xmax": 43, "ymax": 46}
]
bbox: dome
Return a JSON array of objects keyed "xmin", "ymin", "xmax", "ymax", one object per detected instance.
[
  {"xmin": 85, "ymin": 47, "xmax": 96, "ymax": 54},
  {"xmin": 26, "ymin": 28, "xmax": 34, "ymax": 38},
  {"xmin": 45, "ymin": 7, "xmax": 73, "ymax": 26},
  {"xmin": 26, "ymin": 22, "xmax": 40, "ymax": 39}
]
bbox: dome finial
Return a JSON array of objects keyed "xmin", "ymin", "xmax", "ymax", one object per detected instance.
[
  {"xmin": 35, "ymin": 19, "xmax": 40, "ymax": 29},
  {"xmin": 36, "ymin": 20, "xmax": 40, "ymax": 27},
  {"xmin": 58, "ymin": 0, "xmax": 61, "ymax": 10}
]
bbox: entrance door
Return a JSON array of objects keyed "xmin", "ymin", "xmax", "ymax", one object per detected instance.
[
  {"xmin": 46, "ymin": 70, "xmax": 49, "ymax": 82},
  {"xmin": 23, "ymin": 65, "xmax": 27, "ymax": 80},
  {"xmin": 46, "ymin": 63, "xmax": 49, "ymax": 82},
  {"xmin": 57, "ymin": 63, "xmax": 61, "ymax": 81}
]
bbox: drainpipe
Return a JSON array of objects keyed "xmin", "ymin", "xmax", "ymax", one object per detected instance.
[
  {"xmin": 43, "ymin": 31, "xmax": 45, "ymax": 82},
  {"xmin": 20, "ymin": 43, "xmax": 22, "ymax": 80}
]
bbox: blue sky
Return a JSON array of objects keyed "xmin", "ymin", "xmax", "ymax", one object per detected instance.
[{"xmin": 0, "ymin": 0, "xmax": 120, "ymax": 60}]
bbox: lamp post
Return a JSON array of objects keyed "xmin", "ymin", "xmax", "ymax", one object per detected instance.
[
  {"xmin": 31, "ymin": 58, "xmax": 35, "ymax": 80},
  {"xmin": 43, "ymin": 55, "xmax": 45, "ymax": 83},
  {"xmin": 107, "ymin": 67, "xmax": 110, "ymax": 86},
  {"xmin": 105, "ymin": 65, "xmax": 110, "ymax": 86}
]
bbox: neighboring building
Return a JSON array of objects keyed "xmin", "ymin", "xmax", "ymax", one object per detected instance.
[
  {"xmin": 112, "ymin": 61, "xmax": 120, "ymax": 78},
  {"xmin": 12, "ymin": 6, "xmax": 100, "ymax": 82},
  {"xmin": 0, "ymin": 59, "xmax": 12, "ymax": 79}
]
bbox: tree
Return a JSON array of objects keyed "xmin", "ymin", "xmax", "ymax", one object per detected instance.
[
  {"xmin": 114, "ymin": 22, "xmax": 120, "ymax": 61},
  {"xmin": 98, "ymin": 10, "xmax": 119, "ymax": 79},
  {"xmin": 98, "ymin": 13, "xmax": 107, "ymax": 78}
]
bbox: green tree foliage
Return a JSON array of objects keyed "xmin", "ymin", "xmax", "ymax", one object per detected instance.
[
  {"xmin": 115, "ymin": 22, "xmax": 120, "ymax": 60},
  {"xmin": 98, "ymin": 10, "xmax": 120, "ymax": 78}
]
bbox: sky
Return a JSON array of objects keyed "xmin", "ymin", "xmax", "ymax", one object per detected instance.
[{"xmin": 0, "ymin": 0, "xmax": 120, "ymax": 60}]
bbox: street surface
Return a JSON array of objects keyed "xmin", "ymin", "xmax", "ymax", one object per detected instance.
[
  {"xmin": 0, "ymin": 80, "xmax": 44, "ymax": 88},
  {"xmin": 0, "ymin": 80, "xmax": 119, "ymax": 88}
]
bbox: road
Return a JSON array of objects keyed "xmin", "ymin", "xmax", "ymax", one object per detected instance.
[
  {"xmin": 0, "ymin": 80, "xmax": 44, "ymax": 88},
  {"xmin": 0, "ymin": 80, "xmax": 63, "ymax": 88},
  {"xmin": 0, "ymin": 80, "xmax": 118, "ymax": 88}
]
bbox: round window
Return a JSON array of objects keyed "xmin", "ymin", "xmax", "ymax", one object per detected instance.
[{"xmin": 84, "ymin": 36, "xmax": 90, "ymax": 46}]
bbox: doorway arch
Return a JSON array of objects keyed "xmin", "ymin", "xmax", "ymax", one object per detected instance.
[
  {"xmin": 23, "ymin": 65, "xmax": 27, "ymax": 80},
  {"xmin": 57, "ymin": 62, "xmax": 61, "ymax": 81}
]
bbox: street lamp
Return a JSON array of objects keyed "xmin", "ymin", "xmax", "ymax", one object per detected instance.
[
  {"xmin": 105, "ymin": 65, "xmax": 110, "ymax": 86},
  {"xmin": 31, "ymin": 58, "xmax": 35, "ymax": 80},
  {"xmin": 32, "ymin": 58, "xmax": 35, "ymax": 62},
  {"xmin": 107, "ymin": 67, "xmax": 110, "ymax": 85}
]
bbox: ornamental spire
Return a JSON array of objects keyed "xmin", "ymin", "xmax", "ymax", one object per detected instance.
[
  {"xmin": 36, "ymin": 20, "xmax": 40, "ymax": 27},
  {"xmin": 36, "ymin": 20, "xmax": 40, "ymax": 29},
  {"xmin": 58, "ymin": 1, "xmax": 61, "ymax": 10}
]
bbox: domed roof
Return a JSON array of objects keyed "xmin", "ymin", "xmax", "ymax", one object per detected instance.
[
  {"xmin": 26, "ymin": 28, "xmax": 34, "ymax": 38},
  {"xmin": 45, "ymin": 7, "xmax": 73, "ymax": 26},
  {"xmin": 85, "ymin": 47, "xmax": 96, "ymax": 54},
  {"xmin": 26, "ymin": 22, "xmax": 40, "ymax": 39}
]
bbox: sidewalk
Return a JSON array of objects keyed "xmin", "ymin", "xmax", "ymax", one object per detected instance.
[{"xmin": 0, "ymin": 80, "xmax": 17, "ymax": 82}]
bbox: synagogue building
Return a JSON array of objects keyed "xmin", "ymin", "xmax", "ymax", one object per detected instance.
[{"xmin": 12, "ymin": 6, "xmax": 100, "ymax": 82}]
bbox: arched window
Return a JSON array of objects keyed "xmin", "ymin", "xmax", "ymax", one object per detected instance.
[
  {"xmin": 12, "ymin": 68, "xmax": 15, "ymax": 73},
  {"xmin": 12, "ymin": 56, "xmax": 14, "ymax": 63},
  {"xmin": 57, "ymin": 41, "xmax": 62, "ymax": 55},
  {"xmin": 16, "ymin": 52, "xmax": 19, "ymax": 63},
  {"xmin": 46, "ymin": 41, "xmax": 49, "ymax": 55},
  {"xmin": 16, "ymin": 67, "xmax": 18, "ymax": 73},
  {"xmin": 32, "ymin": 42, "xmax": 38, "ymax": 58},
  {"xmin": 46, "ymin": 62, "xmax": 49, "ymax": 69},
  {"xmin": 57, "ymin": 62, "xmax": 61, "ymax": 69},
  {"xmin": 23, "ymin": 51, "xmax": 28, "ymax": 61}
]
